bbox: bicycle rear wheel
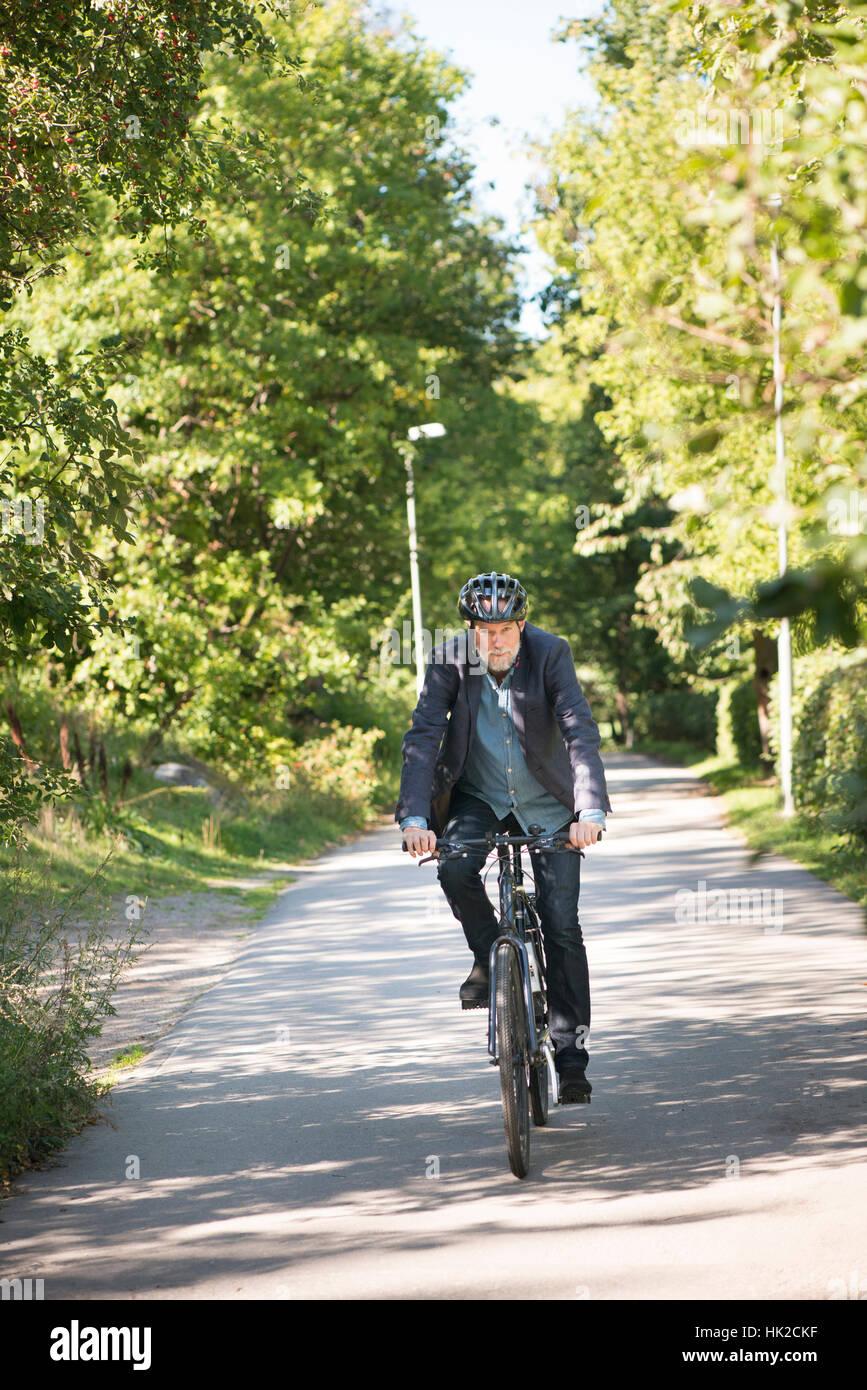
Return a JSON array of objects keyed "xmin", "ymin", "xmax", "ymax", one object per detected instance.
[{"xmin": 494, "ymin": 941, "xmax": 530, "ymax": 1178}]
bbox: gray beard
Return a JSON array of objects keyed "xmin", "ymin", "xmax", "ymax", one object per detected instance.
[{"xmin": 481, "ymin": 651, "xmax": 516, "ymax": 674}]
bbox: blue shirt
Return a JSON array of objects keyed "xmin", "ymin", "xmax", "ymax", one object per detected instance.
[{"xmin": 400, "ymin": 657, "xmax": 607, "ymax": 833}]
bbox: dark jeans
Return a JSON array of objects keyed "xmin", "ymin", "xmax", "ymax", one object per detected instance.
[{"xmin": 436, "ymin": 788, "xmax": 591, "ymax": 1073}]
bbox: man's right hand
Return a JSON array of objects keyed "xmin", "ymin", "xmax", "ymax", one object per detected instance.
[{"xmin": 402, "ymin": 827, "xmax": 438, "ymax": 859}]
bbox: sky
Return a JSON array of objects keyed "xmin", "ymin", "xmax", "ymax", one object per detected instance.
[{"xmin": 364, "ymin": 0, "xmax": 606, "ymax": 335}]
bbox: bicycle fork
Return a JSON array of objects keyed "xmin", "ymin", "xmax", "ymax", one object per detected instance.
[{"xmin": 487, "ymin": 934, "xmax": 560, "ymax": 1105}]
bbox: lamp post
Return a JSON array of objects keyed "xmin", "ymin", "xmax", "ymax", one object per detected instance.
[
  {"xmin": 398, "ymin": 423, "xmax": 446, "ymax": 695},
  {"xmin": 767, "ymin": 193, "xmax": 794, "ymax": 817}
]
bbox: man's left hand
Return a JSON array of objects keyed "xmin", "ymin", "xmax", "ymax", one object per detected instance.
[{"xmin": 569, "ymin": 820, "xmax": 603, "ymax": 849}]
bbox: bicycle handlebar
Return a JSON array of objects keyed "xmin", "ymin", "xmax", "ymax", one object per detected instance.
[{"xmin": 402, "ymin": 825, "xmax": 603, "ymax": 864}]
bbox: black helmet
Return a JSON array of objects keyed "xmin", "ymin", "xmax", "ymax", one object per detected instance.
[{"xmin": 458, "ymin": 571, "xmax": 528, "ymax": 624}]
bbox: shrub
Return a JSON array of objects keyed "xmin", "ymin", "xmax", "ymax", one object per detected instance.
[
  {"xmin": 769, "ymin": 645, "xmax": 867, "ymax": 846},
  {"xmin": 0, "ymin": 849, "xmax": 149, "ymax": 1183},
  {"xmin": 718, "ymin": 676, "xmax": 764, "ymax": 766},
  {"xmin": 631, "ymin": 687, "xmax": 718, "ymax": 748},
  {"xmin": 290, "ymin": 723, "xmax": 385, "ymax": 823}
]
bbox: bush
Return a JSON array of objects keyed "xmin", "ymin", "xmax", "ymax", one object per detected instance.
[
  {"xmin": 769, "ymin": 645, "xmax": 867, "ymax": 846},
  {"xmin": 0, "ymin": 849, "xmax": 149, "ymax": 1183},
  {"xmin": 631, "ymin": 687, "xmax": 718, "ymax": 748},
  {"xmin": 716, "ymin": 676, "xmax": 764, "ymax": 766},
  {"xmin": 291, "ymin": 723, "xmax": 385, "ymax": 823}
]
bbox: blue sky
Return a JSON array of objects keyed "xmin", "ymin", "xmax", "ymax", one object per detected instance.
[{"xmin": 368, "ymin": 0, "xmax": 605, "ymax": 333}]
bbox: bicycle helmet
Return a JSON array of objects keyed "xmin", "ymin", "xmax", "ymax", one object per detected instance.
[{"xmin": 458, "ymin": 571, "xmax": 528, "ymax": 624}]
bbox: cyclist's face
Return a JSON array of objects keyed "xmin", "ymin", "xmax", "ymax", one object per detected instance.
[{"xmin": 469, "ymin": 618, "xmax": 524, "ymax": 672}]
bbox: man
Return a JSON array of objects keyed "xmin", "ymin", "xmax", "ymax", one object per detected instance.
[{"xmin": 396, "ymin": 570, "xmax": 611, "ymax": 1104}]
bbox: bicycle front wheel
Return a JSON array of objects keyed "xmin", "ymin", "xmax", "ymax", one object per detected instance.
[{"xmin": 494, "ymin": 941, "xmax": 530, "ymax": 1178}]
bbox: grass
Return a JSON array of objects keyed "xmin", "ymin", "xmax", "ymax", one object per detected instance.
[
  {"xmin": 234, "ymin": 877, "xmax": 297, "ymax": 918},
  {"xmin": 619, "ymin": 736, "xmax": 867, "ymax": 915},
  {"xmin": 99, "ymin": 1043, "xmax": 149, "ymax": 1089},
  {"xmin": 0, "ymin": 762, "xmax": 390, "ymax": 912}
]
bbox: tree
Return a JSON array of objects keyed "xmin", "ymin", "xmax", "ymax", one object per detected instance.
[
  {"xmin": 527, "ymin": 0, "xmax": 867, "ymax": 763},
  {"xmin": 0, "ymin": 0, "xmax": 316, "ymax": 840},
  {"xmin": 6, "ymin": 0, "xmax": 525, "ymax": 790}
]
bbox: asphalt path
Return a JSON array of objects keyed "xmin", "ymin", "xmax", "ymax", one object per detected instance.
[{"xmin": 2, "ymin": 752, "xmax": 866, "ymax": 1300}]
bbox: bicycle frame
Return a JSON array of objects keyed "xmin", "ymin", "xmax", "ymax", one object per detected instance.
[
  {"xmin": 486, "ymin": 839, "xmax": 561, "ymax": 1106},
  {"xmin": 410, "ymin": 824, "xmax": 599, "ymax": 1112}
]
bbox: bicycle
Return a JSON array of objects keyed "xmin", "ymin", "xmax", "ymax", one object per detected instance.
[{"xmin": 406, "ymin": 822, "xmax": 602, "ymax": 1179}]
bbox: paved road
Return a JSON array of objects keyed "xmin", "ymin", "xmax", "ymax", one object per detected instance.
[{"xmin": 2, "ymin": 753, "xmax": 866, "ymax": 1300}]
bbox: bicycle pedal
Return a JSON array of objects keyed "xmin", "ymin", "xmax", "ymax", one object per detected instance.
[{"xmin": 461, "ymin": 998, "xmax": 489, "ymax": 1010}]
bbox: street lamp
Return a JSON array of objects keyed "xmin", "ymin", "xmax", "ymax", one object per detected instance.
[
  {"xmin": 407, "ymin": 424, "xmax": 446, "ymax": 443},
  {"xmin": 399, "ymin": 423, "xmax": 446, "ymax": 694}
]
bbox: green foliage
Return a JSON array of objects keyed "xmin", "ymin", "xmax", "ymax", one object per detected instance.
[
  {"xmin": 0, "ymin": 849, "xmax": 149, "ymax": 1183},
  {"xmin": 1, "ymin": 0, "xmax": 525, "ymax": 844},
  {"xmin": 715, "ymin": 679, "xmax": 738, "ymax": 764},
  {"xmin": 0, "ymin": 0, "xmax": 313, "ymax": 296},
  {"xmin": 769, "ymin": 644, "xmax": 867, "ymax": 845},
  {"xmin": 728, "ymin": 677, "xmax": 764, "ymax": 768},
  {"xmin": 0, "ymin": 0, "xmax": 316, "ymax": 841},
  {"xmin": 631, "ymin": 686, "xmax": 718, "ymax": 748},
  {"xmin": 532, "ymin": 0, "xmax": 867, "ymax": 671},
  {"xmin": 291, "ymin": 723, "xmax": 385, "ymax": 820}
]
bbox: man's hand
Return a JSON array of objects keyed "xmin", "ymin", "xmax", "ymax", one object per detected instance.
[
  {"xmin": 402, "ymin": 827, "xmax": 438, "ymax": 859},
  {"xmin": 569, "ymin": 820, "xmax": 603, "ymax": 849}
]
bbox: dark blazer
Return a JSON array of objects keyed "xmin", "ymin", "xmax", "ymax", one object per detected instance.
[{"xmin": 395, "ymin": 621, "xmax": 612, "ymax": 836}]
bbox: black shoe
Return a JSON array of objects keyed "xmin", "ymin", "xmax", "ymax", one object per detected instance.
[
  {"xmin": 558, "ymin": 1066, "xmax": 592, "ymax": 1104},
  {"xmin": 459, "ymin": 960, "xmax": 490, "ymax": 1010}
]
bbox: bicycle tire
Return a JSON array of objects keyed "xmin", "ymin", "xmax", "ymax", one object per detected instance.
[
  {"xmin": 524, "ymin": 916, "xmax": 549, "ymax": 1127},
  {"xmin": 495, "ymin": 941, "xmax": 531, "ymax": 1178}
]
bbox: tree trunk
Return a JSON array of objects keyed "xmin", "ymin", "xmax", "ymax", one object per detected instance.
[
  {"xmin": 59, "ymin": 713, "xmax": 72, "ymax": 769},
  {"xmin": 753, "ymin": 628, "xmax": 779, "ymax": 774},
  {"xmin": 71, "ymin": 729, "xmax": 90, "ymax": 791},
  {"xmin": 6, "ymin": 700, "xmax": 36, "ymax": 772},
  {"xmin": 614, "ymin": 609, "xmax": 634, "ymax": 747},
  {"xmin": 116, "ymin": 757, "xmax": 134, "ymax": 808},
  {"xmin": 614, "ymin": 685, "xmax": 633, "ymax": 748}
]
